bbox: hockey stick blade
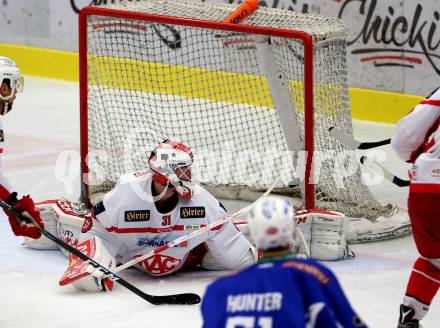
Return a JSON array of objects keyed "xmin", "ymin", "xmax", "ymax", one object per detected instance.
[
  {"xmin": 391, "ymin": 176, "xmax": 410, "ymax": 187},
  {"xmin": 143, "ymin": 293, "xmax": 201, "ymax": 306},
  {"xmin": 329, "ymin": 127, "xmax": 391, "ymax": 150},
  {"xmin": 0, "ymin": 200, "xmax": 200, "ymax": 305},
  {"xmin": 360, "ymin": 156, "xmax": 410, "ymax": 187}
]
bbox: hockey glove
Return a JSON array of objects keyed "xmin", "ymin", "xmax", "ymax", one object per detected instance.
[{"xmin": 3, "ymin": 192, "xmax": 45, "ymax": 239}]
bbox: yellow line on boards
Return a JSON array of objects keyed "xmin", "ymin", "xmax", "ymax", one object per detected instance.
[
  {"xmin": 0, "ymin": 43, "xmax": 78, "ymax": 82},
  {"xmin": 0, "ymin": 43, "xmax": 423, "ymax": 123},
  {"xmin": 350, "ymin": 87, "xmax": 423, "ymax": 123}
]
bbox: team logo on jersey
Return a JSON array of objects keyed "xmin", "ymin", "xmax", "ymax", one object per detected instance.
[
  {"xmin": 180, "ymin": 207, "xmax": 205, "ymax": 219},
  {"xmin": 124, "ymin": 210, "xmax": 150, "ymax": 222},
  {"xmin": 135, "ymin": 254, "xmax": 182, "ymax": 275}
]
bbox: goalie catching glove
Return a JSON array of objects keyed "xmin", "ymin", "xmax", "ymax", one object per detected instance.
[
  {"xmin": 59, "ymin": 236, "xmax": 116, "ymax": 292},
  {"xmin": 0, "ymin": 185, "xmax": 44, "ymax": 239}
]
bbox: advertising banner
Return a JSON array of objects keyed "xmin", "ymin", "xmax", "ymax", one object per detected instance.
[{"xmin": 0, "ymin": 0, "xmax": 438, "ymax": 95}]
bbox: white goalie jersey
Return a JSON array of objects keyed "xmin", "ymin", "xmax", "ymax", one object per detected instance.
[
  {"xmin": 31, "ymin": 179, "xmax": 352, "ymax": 276},
  {"xmin": 85, "ymin": 172, "xmax": 255, "ymax": 275},
  {"xmin": 35, "ymin": 172, "xmax": 256, "ymax": 276}
]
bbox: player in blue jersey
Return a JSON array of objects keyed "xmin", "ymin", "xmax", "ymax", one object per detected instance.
[{"xmin": 201, "ymin": 195, "xmax": 367, "ymax": 328}]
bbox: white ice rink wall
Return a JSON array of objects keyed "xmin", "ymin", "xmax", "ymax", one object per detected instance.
[{"xmin": 0, "ymin": 0, "xmax": 439, "ymax": 96}]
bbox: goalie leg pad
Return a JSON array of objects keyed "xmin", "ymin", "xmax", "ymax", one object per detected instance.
[
  {"xmin": 59, "ymin": 236, "xmax": 116, "ymax": 293},
  {"xmin": 311, "ymin": 213, "xmax": 354, "ymax": 260},
  {"xmin": 237, "ymin": 211, "xmax": 353, "ymax": 260},
  {"xmin": 296, "ymin": 210, "xmax": 354, "ymax": 261}
]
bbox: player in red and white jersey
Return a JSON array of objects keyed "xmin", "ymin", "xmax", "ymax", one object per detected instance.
[
  {"xmin": 0, "ymin": 56, "xmax": 44, "ymax": 239},
  {"xmin": 59, "ymin": 140, "xmax": 257, "ymax": 292},
  {"xmin": 391, "ymin": 87, "xmax": 440, "ymax": 328}
]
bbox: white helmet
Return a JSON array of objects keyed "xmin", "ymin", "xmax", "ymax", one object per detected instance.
[
  {"xmin": 0, "ymin": 56, "xmax": 23, "ymax": 114},
  {"xmin": 149, "ymin": 139, "xmax": 194, "ymax": 199},
  {"xmin": 248, "ymin": 195, "xmax": 295, "ymax": 250}
]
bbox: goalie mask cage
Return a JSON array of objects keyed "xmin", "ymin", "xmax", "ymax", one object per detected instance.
[{"xmin": 79, "ymin": 0, "xmax": 390, "ymax": 221}]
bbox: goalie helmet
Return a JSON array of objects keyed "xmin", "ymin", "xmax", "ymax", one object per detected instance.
[
  {"xmin": 149, "ymin": 139, "xmax": 194, "ymax": 199},
  {"xmin": 0, "ymin": 56, "xmax": 23, "ymax": 114},
  {"xmin": 248, "ymin": 195, "xmax": 295, "ymax": 250}
]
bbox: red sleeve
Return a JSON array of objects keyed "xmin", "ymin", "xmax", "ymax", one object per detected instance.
[
  {"xmin": 391, "ymin": 90, "xmax": 440, "ymax": 162},
  {"xmin": 0, "ymin": 184, "xmax": 11, "ymax": 201}
]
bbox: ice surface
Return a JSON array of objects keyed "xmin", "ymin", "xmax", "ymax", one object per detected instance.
[{"xmin": 0, "ymin": 76, "xmax": 438, "ymax": 327}]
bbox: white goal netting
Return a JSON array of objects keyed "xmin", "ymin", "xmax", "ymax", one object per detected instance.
[{"xmin": 80, "ymin": 0, "xmax": 410, "ymax": 242}]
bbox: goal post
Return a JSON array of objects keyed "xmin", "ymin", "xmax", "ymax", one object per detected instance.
[{"xmin": 77, "ymin": 0, "xmax": 410, "ymax": 243}]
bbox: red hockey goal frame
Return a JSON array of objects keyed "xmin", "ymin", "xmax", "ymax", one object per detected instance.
[{"xmin": 78, "ymin": 6, "xmax": 315, "ymax": 208}]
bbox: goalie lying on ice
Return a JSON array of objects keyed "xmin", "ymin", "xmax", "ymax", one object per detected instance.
[
  {"xmin": 26, "ymin": 140, "xmax": 353, "ymax": 293},
  {"xmin": 31, "ymin": 140, "xmax": 258, "ymax": 292},
  {"xmin": 30, "ymin": 199, "xmax": 353, "ymax": 293}
]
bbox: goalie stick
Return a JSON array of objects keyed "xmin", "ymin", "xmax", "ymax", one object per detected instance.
[
  {"xmin": 0, "ymin": 200, "xmax": 200, "ymax": 305},
  {"xmin": 329, "ymin": 127, "xmax": 391, "ymax": 150},
  {"xmin": 360, "ymin": 155, "xmax": 410, "ymax": 187}
]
